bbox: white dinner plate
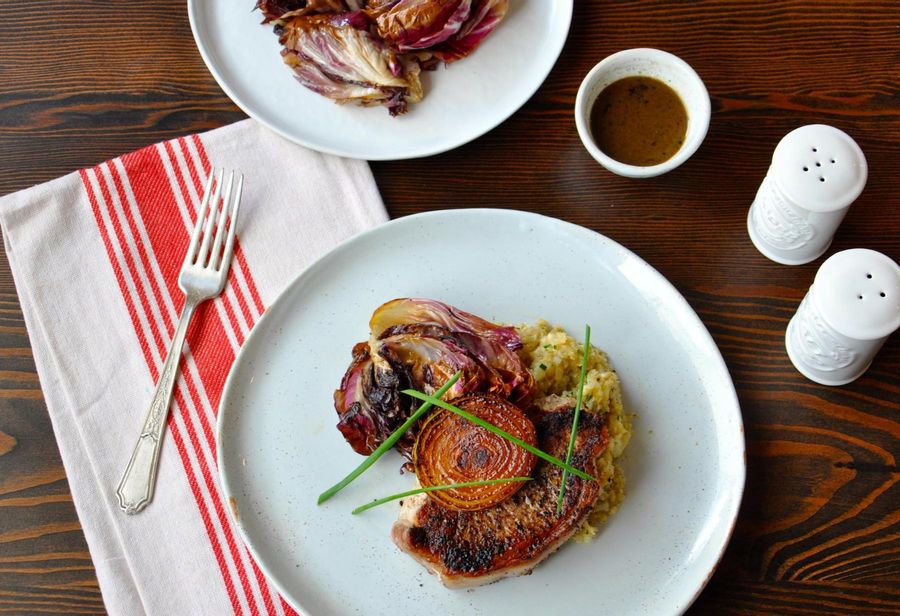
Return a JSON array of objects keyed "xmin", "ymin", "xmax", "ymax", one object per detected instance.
[
  {"xmin": 188, "ymin": 1, "xmax": 573, "ymax": 160},
  {"xmin": 217, "ymin": 209, "xmax": 745, "ymax": 615}
]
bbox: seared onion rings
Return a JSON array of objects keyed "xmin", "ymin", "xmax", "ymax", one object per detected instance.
[{"xmin": 413, "ymin": 393, "xmax": 537, "ymax": 511}]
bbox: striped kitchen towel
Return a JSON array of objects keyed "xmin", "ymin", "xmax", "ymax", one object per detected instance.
[{"xmin": 0, "ymin": 119, "xmax": 388, "ymax": 615}]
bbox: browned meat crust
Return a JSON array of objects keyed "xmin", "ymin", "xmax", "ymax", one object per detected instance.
[{"xmin": 392, "ymin": 405, "xmax": 609, "ymax": 587}]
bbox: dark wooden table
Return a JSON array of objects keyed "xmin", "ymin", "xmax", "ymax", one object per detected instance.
[{"xmin": 1, "ymin": 1, "xmax": 898, "ymax": 614}]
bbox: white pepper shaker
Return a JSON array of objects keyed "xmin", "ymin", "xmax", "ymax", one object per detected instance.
[
  {"xmin": 748, "ymin": 124, "xmax": 867, "ymax": 265},
  {"xmin": 786, "ymin": 249, "xmax": 900, "ymax": 385}
]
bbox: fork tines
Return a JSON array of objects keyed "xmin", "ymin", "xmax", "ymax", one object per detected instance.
[{"xmin": 186, "ymin": 169, "xmax": 243, "ymax": 272}]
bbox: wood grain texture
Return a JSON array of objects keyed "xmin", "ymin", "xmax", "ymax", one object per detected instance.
[{"xmin": 0, "ymin": 0, "xmax": 897, "ymax": 614}]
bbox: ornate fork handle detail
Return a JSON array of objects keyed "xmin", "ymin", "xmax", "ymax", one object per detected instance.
[{"xmin": 116, "ymin": 299, "xmax": 198, "ymax": 515}]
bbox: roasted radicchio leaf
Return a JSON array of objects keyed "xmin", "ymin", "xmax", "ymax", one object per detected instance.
[
  {"xmin": 279, "ymin": 12, "xmax": 423, "ymax": 116},
  {"xmin": 371, "ymin": 0, "xmax": 472, "ymax": 51},
  {"xmin": 334, "ymin": 333, "xmax": 485, "ymax": 457},
  {"xmin": 254, "ymin": 0, "xmax": 507, "ymax": 113},
  {"xmin": 378, "ymin": 323, "xmax": 534, "ymax": 405},
  {"xmin": 256, "ymin": 0, "xmax": 351, "ymax": 23},
  {"xmin": 334, "ymin": 342, "xmax": 413, "ymax": 455},
  {"xmin": 371, "ymin": 297, "xmax": 534, "ymax": 403},
  {"xmin": 334, "ymin": 299, "xmax": 535, "ymax": 457},
  {"xmin": 370, "ymin": 297, "xmax": 522, "ymax": 350},
  {"xmin": 377, "ymin": 331, "xmax": 484, "ymax": 397},
  {"xmin": 429, "ymin": 0, "xmax": 508, "ymax": 62}
]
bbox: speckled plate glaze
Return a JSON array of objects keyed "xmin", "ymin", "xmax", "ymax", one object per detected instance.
[
  {"xmin": 217, "ymin": 209, "xmax": 745, "ymax": 616},
  {"xmin": 188, "ymin": 1, "xmax": 572, "ymax": 160}
]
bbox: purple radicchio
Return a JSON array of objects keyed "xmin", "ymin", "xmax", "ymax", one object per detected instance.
[
  {"xmin": 370, "ymin": 0, "xmax": 472, "ymax": 51},
  {"xmin": 279, "ymin": 11, "xmax": 423, "ymax": 115},
  {"xmin": 334, "ymin": 342, "xmax": 412, "ymax": 456},
  {"xmin": 429, "ymin": 0, "xmax": 508, "ymax": 63},
  {"xmin": 369, "ymin": 297, "xmax": 522, "ymax": 350},
  {"xmin": 254, "ymin": 0, "xmax": 509, "ymax": 114},
  {"xmin": 255, "ymin": 0, "xmax": 361, "ymax": 24},
  {"xmin": 334, "ymin": 298, "xmax": 535, "ymax": 457}
]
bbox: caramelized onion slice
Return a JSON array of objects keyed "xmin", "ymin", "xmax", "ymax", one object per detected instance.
[{"xmin": 413, "ymin": 393, "xmax": 537, "ymax": 511}]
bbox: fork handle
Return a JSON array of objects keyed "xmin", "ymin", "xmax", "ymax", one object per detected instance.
[{"xmin": 116, "ymin": 298, "xmax": 198, "ymax": 514}]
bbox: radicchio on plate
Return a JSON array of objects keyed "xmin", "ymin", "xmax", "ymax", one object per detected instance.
[
  {"xmin": 279, "ymin": 12, "xmax": 423, "ymax": 116},
  {"xmin": 371, "ymin": 0, "xmax": 472, "ymax": 51},
  {"xmin": 253, "ymin": 0, "xmax": 507, "ymax": 114},
  {"xmin": 369, "ymin": 297, "xmax": 522, "ymax": 350},
  {"xmin": 334, "ymin": 299, "xmax": 535, "ymax": 457},
  {"xmin": 255, "ymin": 0, "xmax": 366, "ymax": 23},
  {"xmin": 429, "ymin": 0, "xmax": 508, "ymax": 63}
]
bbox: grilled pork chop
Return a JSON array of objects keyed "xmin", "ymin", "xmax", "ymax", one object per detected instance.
[{"xmin": 392, "ymin": 402, "xmax": 609, "ymax": 588}]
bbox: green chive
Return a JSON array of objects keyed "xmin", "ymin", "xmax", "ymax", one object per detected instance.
[
  {"xmin": 557, "ymin": 325, "xmax": 591, "ymax": 514},
  {"xmin": 317, "ymin": 371, "xmax": 461, "ymax": 505},
  {"xmin": 351, "ymin": 477, "xmax": 532, "ymax": 515},
  {"xmin": 539, "ymin": 363, "xmax": 548, "ymax": 371},
  {"xmin": 402, "ymin": 390, "xmax": 596, "ymax": 482}
]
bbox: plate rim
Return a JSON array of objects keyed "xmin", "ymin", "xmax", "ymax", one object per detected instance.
[
  {"xmin": 216, "ymin": 208, "xmax": 746, "ymax": 615},
  {"xmin": 187, "ymin": 0, "xmax": 574, "ymax": 160}
]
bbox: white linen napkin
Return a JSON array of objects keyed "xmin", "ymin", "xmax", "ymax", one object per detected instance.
[{"xmin": 0, "ymin": 119, "xmax": 388, "ymax": 615}]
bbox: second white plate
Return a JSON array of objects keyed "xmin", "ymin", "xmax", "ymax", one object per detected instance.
[{"xmin": 188, "ymin": 1, "xmax": 573, "ymax": 160}]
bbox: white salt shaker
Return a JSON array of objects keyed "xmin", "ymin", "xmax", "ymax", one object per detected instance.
[
  {"xmin": 786, "ymin": 249, "xmax": 900, "ymax": 385},
  {"xmin": 748, "ymin": 124, "xmax": 867, "ymax": 265}
]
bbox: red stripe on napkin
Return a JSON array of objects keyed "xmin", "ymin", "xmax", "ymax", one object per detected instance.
[
  {"xmin": 80, "ymin": 165, "xmax": 249, "ymax": 615},
  {"xmin": 98, "ymin": 157, "xmax": 267, "ymax": 615},
  {"xmin": 162, "ymin": 137, "xmax": 284, "ymax": 616},
  {"xmin": 81, "ymin": 136, "xmax": 298, "ymax": 616},
  {"xmin": 102, "ymin": 148, "xmax": 263, "ymax": 616}
]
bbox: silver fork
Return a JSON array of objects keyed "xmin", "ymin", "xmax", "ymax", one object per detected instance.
[{"xmin": 116, "ymin": 169, "xmax": 243, "ymax": 515}]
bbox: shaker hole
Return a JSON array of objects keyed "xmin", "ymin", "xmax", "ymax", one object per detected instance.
[
  {"xmin": 830, "ymin": 158, "xmax": 836, "ymax": 164},
  {"xmin": 815, "ymin": 162, "xmax": 822, "ymax": 167},
  {"xmin": 866, "ymin": 273, "xmax": 873, "ymax": 279},
  {"xmin": 819, "ymin": 177, "xmax": 826, "ymax": 182},
  {"xmin": 858, "ymin": 294, "xmax": 864, "ymax": 300},
  {"xmin": 803, "ymin": 166, "xmax": 809, "ymax": 172},
  {"xmin": 881, "ymin": 292, "xmax": 887, "ymax": 298},
  {"xmin": 812, "ymin": 147, "xmax": 818, "ymax": 152}
]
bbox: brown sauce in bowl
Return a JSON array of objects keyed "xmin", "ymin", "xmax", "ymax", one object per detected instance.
[{"xmin": 589, "ymin": 76, "xmax": 688, "ymax": 167}]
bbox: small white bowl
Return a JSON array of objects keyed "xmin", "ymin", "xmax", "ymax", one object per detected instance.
[{"xmin": 575, "ymin": 48, "xmax": 711, "ymax": 178}]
